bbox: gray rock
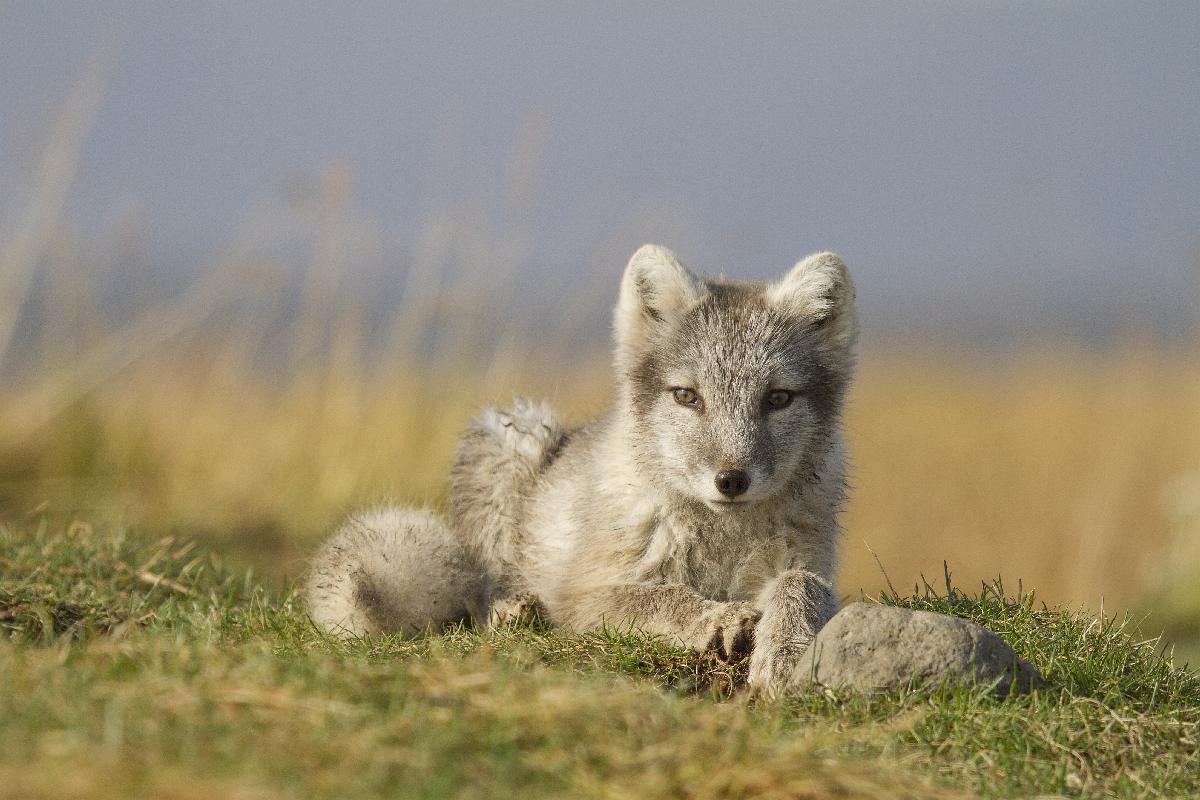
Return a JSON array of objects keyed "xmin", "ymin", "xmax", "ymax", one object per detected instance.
[{"xmin": 796, "ymin": 602, "xmax": 1043, "ymax": 694}]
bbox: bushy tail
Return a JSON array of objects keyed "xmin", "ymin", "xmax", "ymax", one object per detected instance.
[
  {"xmin": 448, "ymin": 398, "xmax": 566, "ymax": 597},
  {"xmin": 304, "ymin": 508, "xmax": 486, "ymax": 637}
]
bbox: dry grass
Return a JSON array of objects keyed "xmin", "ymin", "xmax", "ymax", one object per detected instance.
[
  {"xmin": 1, "ymin": 341, "xmax": 1197, "ymax": 624},
  {"xmin": 843, "ymin": 343, "xmax": 1200, "ymax": 614}
]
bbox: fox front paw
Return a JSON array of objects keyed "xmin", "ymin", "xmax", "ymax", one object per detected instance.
[
  {"xmin": 488, "ymin": 593, "xmax": 544, "ymax": 629},
  {"xmin": 686, "ymin": 601, "xmax": 760, "ymax": 661},
  {"xmin": 746, "ymin": 638, "xmax": 814, "ymax": 698}
]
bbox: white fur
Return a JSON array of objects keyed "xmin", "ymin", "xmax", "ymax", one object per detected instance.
[
  {"xmin": 613, "ymin": 244, "xmax": 703, "ymax": 373},
  {"xmin": 766, "ymin": 251, "xmax": 858, "ymax": 350}
]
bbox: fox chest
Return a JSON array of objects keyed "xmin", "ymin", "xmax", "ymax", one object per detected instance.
[{"xmin": 631, "ymin": 514, "xmax": 793, "ymax": 602}]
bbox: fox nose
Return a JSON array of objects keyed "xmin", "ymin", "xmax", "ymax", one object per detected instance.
[{"xmin": 715, "ymin": 469, "xmax": 750, "ymax": 498}]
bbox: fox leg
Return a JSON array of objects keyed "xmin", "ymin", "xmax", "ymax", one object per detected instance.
[
  {"xmin": 448, "ymin": 398, "xmax": 565, "ymax": 620},
  {"xmin": 557, "ymin": 583, "xmax": 760, "ymax": 661},
  {"xmin": 746, "ymin": 569, "xmax": 836, "ymax": 696}
]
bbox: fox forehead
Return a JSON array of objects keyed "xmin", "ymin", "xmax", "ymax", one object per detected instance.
[
  {"xmin": 686, "ymin": 284, "xmax": 827, "ymax": 376},
  {"xmin": 629, "ymin": 280, "xmax": 842, "ymax": 415}
]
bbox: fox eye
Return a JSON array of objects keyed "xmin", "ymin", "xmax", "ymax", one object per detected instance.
[
  {"xmin": 672, "ymin": 387, "xmax": 701, "ymax": 408},
  {"xmin": 765, "ymin": 389, "xmax": 794, "ymax": 410}
]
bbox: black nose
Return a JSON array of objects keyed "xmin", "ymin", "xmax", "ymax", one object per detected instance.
[{"xmin": 715, "ymin": 469, "xmax": 750, "ymax": 498}]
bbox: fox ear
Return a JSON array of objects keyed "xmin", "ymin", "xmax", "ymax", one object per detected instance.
[
  {"xmin": 614, "ymin": 244, "xmax": 702, "ymax": 358},
  {"xmin": 767, "ymin": 252, "xmax": 858, "ymax": 348}
]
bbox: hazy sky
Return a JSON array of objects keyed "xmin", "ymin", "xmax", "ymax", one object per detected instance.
[{"xmin": 2, "ymin": 3, "xmax": 1198, "ymax": 340}]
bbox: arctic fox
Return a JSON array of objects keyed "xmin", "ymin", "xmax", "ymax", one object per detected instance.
[{"xmin": 306, "ymin": 244, "xmax": 857, "ymax": 696}]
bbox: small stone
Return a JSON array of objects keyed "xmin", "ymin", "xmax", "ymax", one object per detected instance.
[{"xmin": 797, "ymin": 602, "xmax": 1042, "ymax": 694}]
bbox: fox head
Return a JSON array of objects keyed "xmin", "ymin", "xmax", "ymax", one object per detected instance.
[{"xmin": 614, "ymin": 244, "xmax": 857, "ymax": 512}]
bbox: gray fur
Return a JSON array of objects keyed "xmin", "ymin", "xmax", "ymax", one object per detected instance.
[
  {"xmin": 305, "ymin": 244, "xmax": 858, "ymax": 696},
  {"xmin": 746, "ymin": 569, "xmax": 837, "ymax": 696}
]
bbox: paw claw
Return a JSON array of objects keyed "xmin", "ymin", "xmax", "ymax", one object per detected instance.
[
  {"xmin": 488, "ymin": 593, "xmax": 543, "ymax": 629},
  {"xmin": 696, "ymin": 602, "xmax": 760, "ymax": 661}
]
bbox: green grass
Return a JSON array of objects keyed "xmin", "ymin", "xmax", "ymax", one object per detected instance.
[{"xmin": 1, "ymin": 520, "xmax": 1197, "ymax": 799}]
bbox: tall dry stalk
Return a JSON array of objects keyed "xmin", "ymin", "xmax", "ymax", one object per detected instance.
[{"xmin": 0, "ymin": 45, "xmax": 115, "ymax": 371}]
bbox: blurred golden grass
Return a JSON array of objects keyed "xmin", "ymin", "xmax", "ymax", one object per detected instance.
[
  {"xmin": 843, "ymin": 343, "xmax": 1200, "ymax": 616},
  {"xmin": 1, "ymin": 337, "xmax": 1196, "ymax": 623}
]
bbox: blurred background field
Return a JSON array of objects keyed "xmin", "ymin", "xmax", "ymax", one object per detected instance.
[{"xmin": 1, "ymin": 5, "xmax": 1198, "ymax": 660}]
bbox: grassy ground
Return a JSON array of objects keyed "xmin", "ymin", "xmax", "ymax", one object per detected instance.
[{"xmin": 3, "ymin": 520, "xmax": 1197, "ymax": 799}]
